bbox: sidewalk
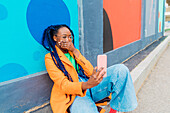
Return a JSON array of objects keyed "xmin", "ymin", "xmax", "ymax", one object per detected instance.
[{"xmin": 129, "ymin": 43, "xmax": 170, "ymax": 112}]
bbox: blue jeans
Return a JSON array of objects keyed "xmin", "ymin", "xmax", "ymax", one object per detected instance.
[{"xmin": 69, "ymin": 64, "xmax": 138, "ymax": 113}]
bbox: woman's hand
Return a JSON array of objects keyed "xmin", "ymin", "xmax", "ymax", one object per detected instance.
[
  {"xmin": 82, "ymin": 67, "xmax": 106, "ymax": 90},
  {"xmin": 59, "ymin": 40, "xmax": 75, "ymax": 52},
  {"xmin": 59, "ymin": 40, "xmax": 79, "ymax": 58}
]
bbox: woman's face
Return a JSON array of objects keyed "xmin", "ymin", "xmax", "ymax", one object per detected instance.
[{"xmin": 53, "ymin": 27, "xmax": 73, "ymax": 49}]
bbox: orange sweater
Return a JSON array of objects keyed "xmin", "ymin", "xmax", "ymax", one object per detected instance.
[{"xmin": 45, "ymin": 46, "xmax": 94, "ymax": 113}]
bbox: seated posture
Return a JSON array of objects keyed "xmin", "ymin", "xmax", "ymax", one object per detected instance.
[{"xmin": 42, "ymin": 25, "xmax": 138, "ymax": 113}]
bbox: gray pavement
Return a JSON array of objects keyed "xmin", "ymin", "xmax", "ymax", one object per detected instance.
[{"xmin": 129, "ymin": 45, "xmax": 170, "ymax": 113}]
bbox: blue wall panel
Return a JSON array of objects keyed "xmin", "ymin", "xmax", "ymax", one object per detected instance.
[
  {"xmin": 0, "ymin": 0, "xmax": 79, "ymax": 83},
  {"xmin": 145, "ymin": 0, "xmax": 157, "ymax": 37},
  {"xmin": 82, "ymin": 0, "xmax": 103, "ymax": 66}
]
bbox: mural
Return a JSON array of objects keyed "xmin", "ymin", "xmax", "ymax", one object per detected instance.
[
  {"xmin": 0, "ymin": 0, "xmax": 79, "ymax": 83},
  {"xmin": 145, "ymin": 0, "xmax": 157, "ymax": 37},
  {"xmin": 103, "ymin": 0, "xmax": 141, "ymax": 53},
  {"xmin": 158, "ymin": 0, "xmax": 164, "ymax": 32}
]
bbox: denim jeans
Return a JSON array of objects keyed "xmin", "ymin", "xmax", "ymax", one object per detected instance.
[{"xmin": 69, "ymin": 64, "xmax": 138, "ymax": 113}]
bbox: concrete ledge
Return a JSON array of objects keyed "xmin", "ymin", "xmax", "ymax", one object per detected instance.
[
  {"xmin": 0, "ymin": 71, "xmax": 53, "ymax": 113},
  {"xmin": 131, "ymin": 36, "xmax": 170, "ymax": 94}
]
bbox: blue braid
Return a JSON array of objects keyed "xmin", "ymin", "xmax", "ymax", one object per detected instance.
[
  {"xmin": 42, "ymin": 25, "xmax": 73, "ymax": 82},
  {"xmin": 48, "ymin": 32, "xmax": 72, "ymax": 81},
  {"xmin": 42, "ymin": 25, "xmax": 90, "ymax": 104}
]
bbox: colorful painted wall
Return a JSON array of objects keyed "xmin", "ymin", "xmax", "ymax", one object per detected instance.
[
  {"xmin": 158, "ymin": 0, "xmax": 164, "ymax": 32},
  {"xmin": 0, "ymin": 0, "xmax": 165, "ymax": 83},
  {"xmin": 102, "ymin": 0, "xmax": 165, "ymax": 67},
  {"xmin": 0, "ymin": 0, "xmax": 79, "ymax": 83},
  {"xmin": 103, "ymin": 0, "xmax": 165, "ymax": 54},
  {"xmin": 145, "ymin": 0, "xmax": 157, "ymax": 37},
  {"xmin": 103, "ymin": 0, "xmax": 141, "ymax": 52}
]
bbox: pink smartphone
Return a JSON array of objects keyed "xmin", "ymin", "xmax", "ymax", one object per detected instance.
[{"xmin": 97, "ymin": 55, "xmax": 107, "ymax": 77}]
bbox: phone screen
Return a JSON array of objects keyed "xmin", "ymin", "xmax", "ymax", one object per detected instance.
[{"xmin": 97, "ymin": 55, "xmax": 107, "ymax": 77}]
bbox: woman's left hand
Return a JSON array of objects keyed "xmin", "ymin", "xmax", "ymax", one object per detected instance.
[
  {"xmin": 59, "ymin": 41, "xmax": 76, "ymax": 52},
  {"xmin": 59, "ymin": 39, "xmax": 79, "ymax": 58}
]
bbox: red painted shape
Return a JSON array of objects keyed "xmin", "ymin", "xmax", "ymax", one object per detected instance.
[
  {"xmin": 103, "ymin": 0, "xmax": 141, "ymax": 49},
  {"xmin": 159, "ymin": 21, "xmax": 161, "ymax": 32},
  {"xmin": 109, "ymin": 108, "xmax": 117, "ymax": 113}
]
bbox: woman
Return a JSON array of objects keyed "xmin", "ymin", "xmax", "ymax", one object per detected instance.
[{"xmin": 42, "ymin": 25, "xmax": 138, "ymax": 113}]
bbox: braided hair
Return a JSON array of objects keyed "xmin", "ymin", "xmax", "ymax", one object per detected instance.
[
  {"xmin": 42, "ymin": 25, "xmax": 90, "ymax": 105},
  {"xmin": 42, "ymin": 25, "xmax": 74, "ymax": 82}
]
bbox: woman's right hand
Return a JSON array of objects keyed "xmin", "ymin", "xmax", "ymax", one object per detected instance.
[{"xmin": 82, "ymin": 67, "xmax": 106, "ymax": 90}]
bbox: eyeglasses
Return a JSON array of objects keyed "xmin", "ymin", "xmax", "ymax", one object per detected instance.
[{"xmin": 55, "ymin": 34, "xmax": 73, "ymax": 40}]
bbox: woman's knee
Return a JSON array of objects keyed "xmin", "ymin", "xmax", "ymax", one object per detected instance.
[
  {"xmin": 109, "ymin": 64, "xmax": 130, "ymax": 80},
  {"xmin": 117, "ymin": 64, "xmax": 129, "ymax": 72},
  {"xmin": 70, "ymin": 96, "xmax": 98, "ymax": 113},
  {"xmin": 106, "ymin": 64, "xmax": 130, "ymax": 95}
]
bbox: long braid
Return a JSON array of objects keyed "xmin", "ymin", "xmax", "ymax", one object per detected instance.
[
  {"xmin": 42, "ymin": 25, "xmax": 73, "ymax": 82},
  {"xmin": 42, "ymin": 25, "xmax": 88, "ymax": 105}
]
